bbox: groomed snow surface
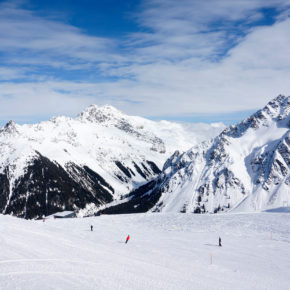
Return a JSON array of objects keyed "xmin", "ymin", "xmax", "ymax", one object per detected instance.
[{"xmin": 0, "ymin": 212, "xmax": 289, "ymax": 290}]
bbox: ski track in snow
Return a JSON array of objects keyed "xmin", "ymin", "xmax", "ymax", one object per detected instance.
[{"xmin": 0, "ymin": 212, "xmax": 289, "ymax": 290}]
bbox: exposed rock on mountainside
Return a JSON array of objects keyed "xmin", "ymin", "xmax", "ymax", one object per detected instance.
[{"xmin": 101, "ymin": 95, "xmax": 290, "ymax": 214}]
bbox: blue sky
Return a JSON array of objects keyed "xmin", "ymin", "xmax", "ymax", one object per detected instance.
[
  {"xmin": 0, "ymin": 0, "xmax": 290, "ymax": 127},
  {"xmin": 24, "ymin": 0, "xmax": 141, "ymax": 37}
]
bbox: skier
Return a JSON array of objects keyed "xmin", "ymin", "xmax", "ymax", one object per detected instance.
[
  {"xmin": 91, "ymin": 225, "xmax": 93, "ymax": 231},
  {"xmin": 219, "ymin": 236, "xmax": 222, "ymax": 247},
  {"xmin": 125, "ymin": 234, "xmax": 130, "ymax": 244}
]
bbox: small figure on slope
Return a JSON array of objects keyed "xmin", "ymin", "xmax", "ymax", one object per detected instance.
[
  {"xmin": 125, "ymin": 234, "xmax": 130, "ymax": 244},
  {"xmin": 91, "ymin": 225, "xmax": 93, "ymax": 231},
  {"xmin": 219, "ymin": 236, "xmax": 222, "ymax": 247}
]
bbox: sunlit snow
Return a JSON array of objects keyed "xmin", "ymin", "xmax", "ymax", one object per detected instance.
[{"xmin": 0, "ymin": 212, "xmax": 289, "ymax": 289}]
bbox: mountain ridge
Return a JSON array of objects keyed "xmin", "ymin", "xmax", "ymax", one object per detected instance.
[
  {"xmin": 99, "ymin": 95, "xmax": 290, "ymax": 215},
  {"xmin": 0, "ymin": 104, "xmax": 224, "ymax": 218}
]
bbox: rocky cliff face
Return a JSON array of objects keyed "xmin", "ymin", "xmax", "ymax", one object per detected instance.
[{"xmin": 101, "ymin": 95, "xmax": 290, "ymax": 215}]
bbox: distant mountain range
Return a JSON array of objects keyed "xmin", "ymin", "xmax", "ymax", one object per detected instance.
[
  {"xmin": 0, "ymin": 104, "xmax": 223, "ymax": 218},
  {"xmin": 100, "ymin": 95, "xmax": 290, "ymax": 215}
]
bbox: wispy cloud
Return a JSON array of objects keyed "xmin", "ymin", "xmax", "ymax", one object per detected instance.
[
  {"xmin": 0, "ymin": 1, "xmax": 121, "ymax": 71},
  {"xmin": 0, "ymin": 0, "xmax": 290, "ymax": 124},
  {"xmin": 102, "ymin": 0, "xmax": 290, "ymax": 116}
]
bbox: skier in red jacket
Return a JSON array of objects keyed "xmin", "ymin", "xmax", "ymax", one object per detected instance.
[{"xmin": 125, "ymin": 234, "xmax": 130, "ymax": 244}]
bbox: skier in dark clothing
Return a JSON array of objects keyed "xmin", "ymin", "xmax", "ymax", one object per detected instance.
[
  {"xmin": 125, "ymin": 234, "xmax": 130, "ymax": 244},
  {"xmin": 91, "ymin": 225, "xmax": 93, "ymax": 231},
  {"xmin": 219, "ymin": 236, "xmax": 222, "ymax": 247}
]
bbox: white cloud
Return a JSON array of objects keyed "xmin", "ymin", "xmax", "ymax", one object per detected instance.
[
  {"xmin": 0, "ymin": 66, "xmax": 27, "ymax": 80},
  {"xmin": 0, "ymin": 1, "xmax": 120, "ymax": 64},
  {"xmin": 101, "ymin": 0, "xmax": 290, "ymax": 115},
  {"xmin": 0, "ymin": 0, "xmax": 290, "ymax": 123},
  {"xmin": 0, "ymin": 81, "xmax": 97, "ymax": 120}
]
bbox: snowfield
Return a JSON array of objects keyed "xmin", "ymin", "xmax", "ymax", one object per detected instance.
[{"xmin": 0, "ymin": 212, "xmax": 289, "ymax": 290}]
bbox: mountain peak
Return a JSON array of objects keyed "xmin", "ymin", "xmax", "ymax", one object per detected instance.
[
  {"xmin": 0, "ymin": 120, "xmax": 18, "ymax": 135},
  {"xmin": 78, "ymin": 104, "xmax": 124, "ymax": 123},
  {"xmin": 268, "ymin": 94, "xmax": 287, "ymax": 105},
  {"xmin": 222, "ymin": 95, "xmax": 290, "ymax": 138}
]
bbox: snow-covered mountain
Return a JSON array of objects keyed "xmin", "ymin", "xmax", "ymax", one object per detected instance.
[
  {"xmin": 0, "ymin": 105, "xmax": 224, "ymax": 218},
  {"xmin": 101, "ymin": 95, "xmax": 290, "ymax": 214}
]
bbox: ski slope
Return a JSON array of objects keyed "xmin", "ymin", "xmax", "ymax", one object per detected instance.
[{"xmin": 0, "ymin": 212, "xmax": 289, "ymax": 289}]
